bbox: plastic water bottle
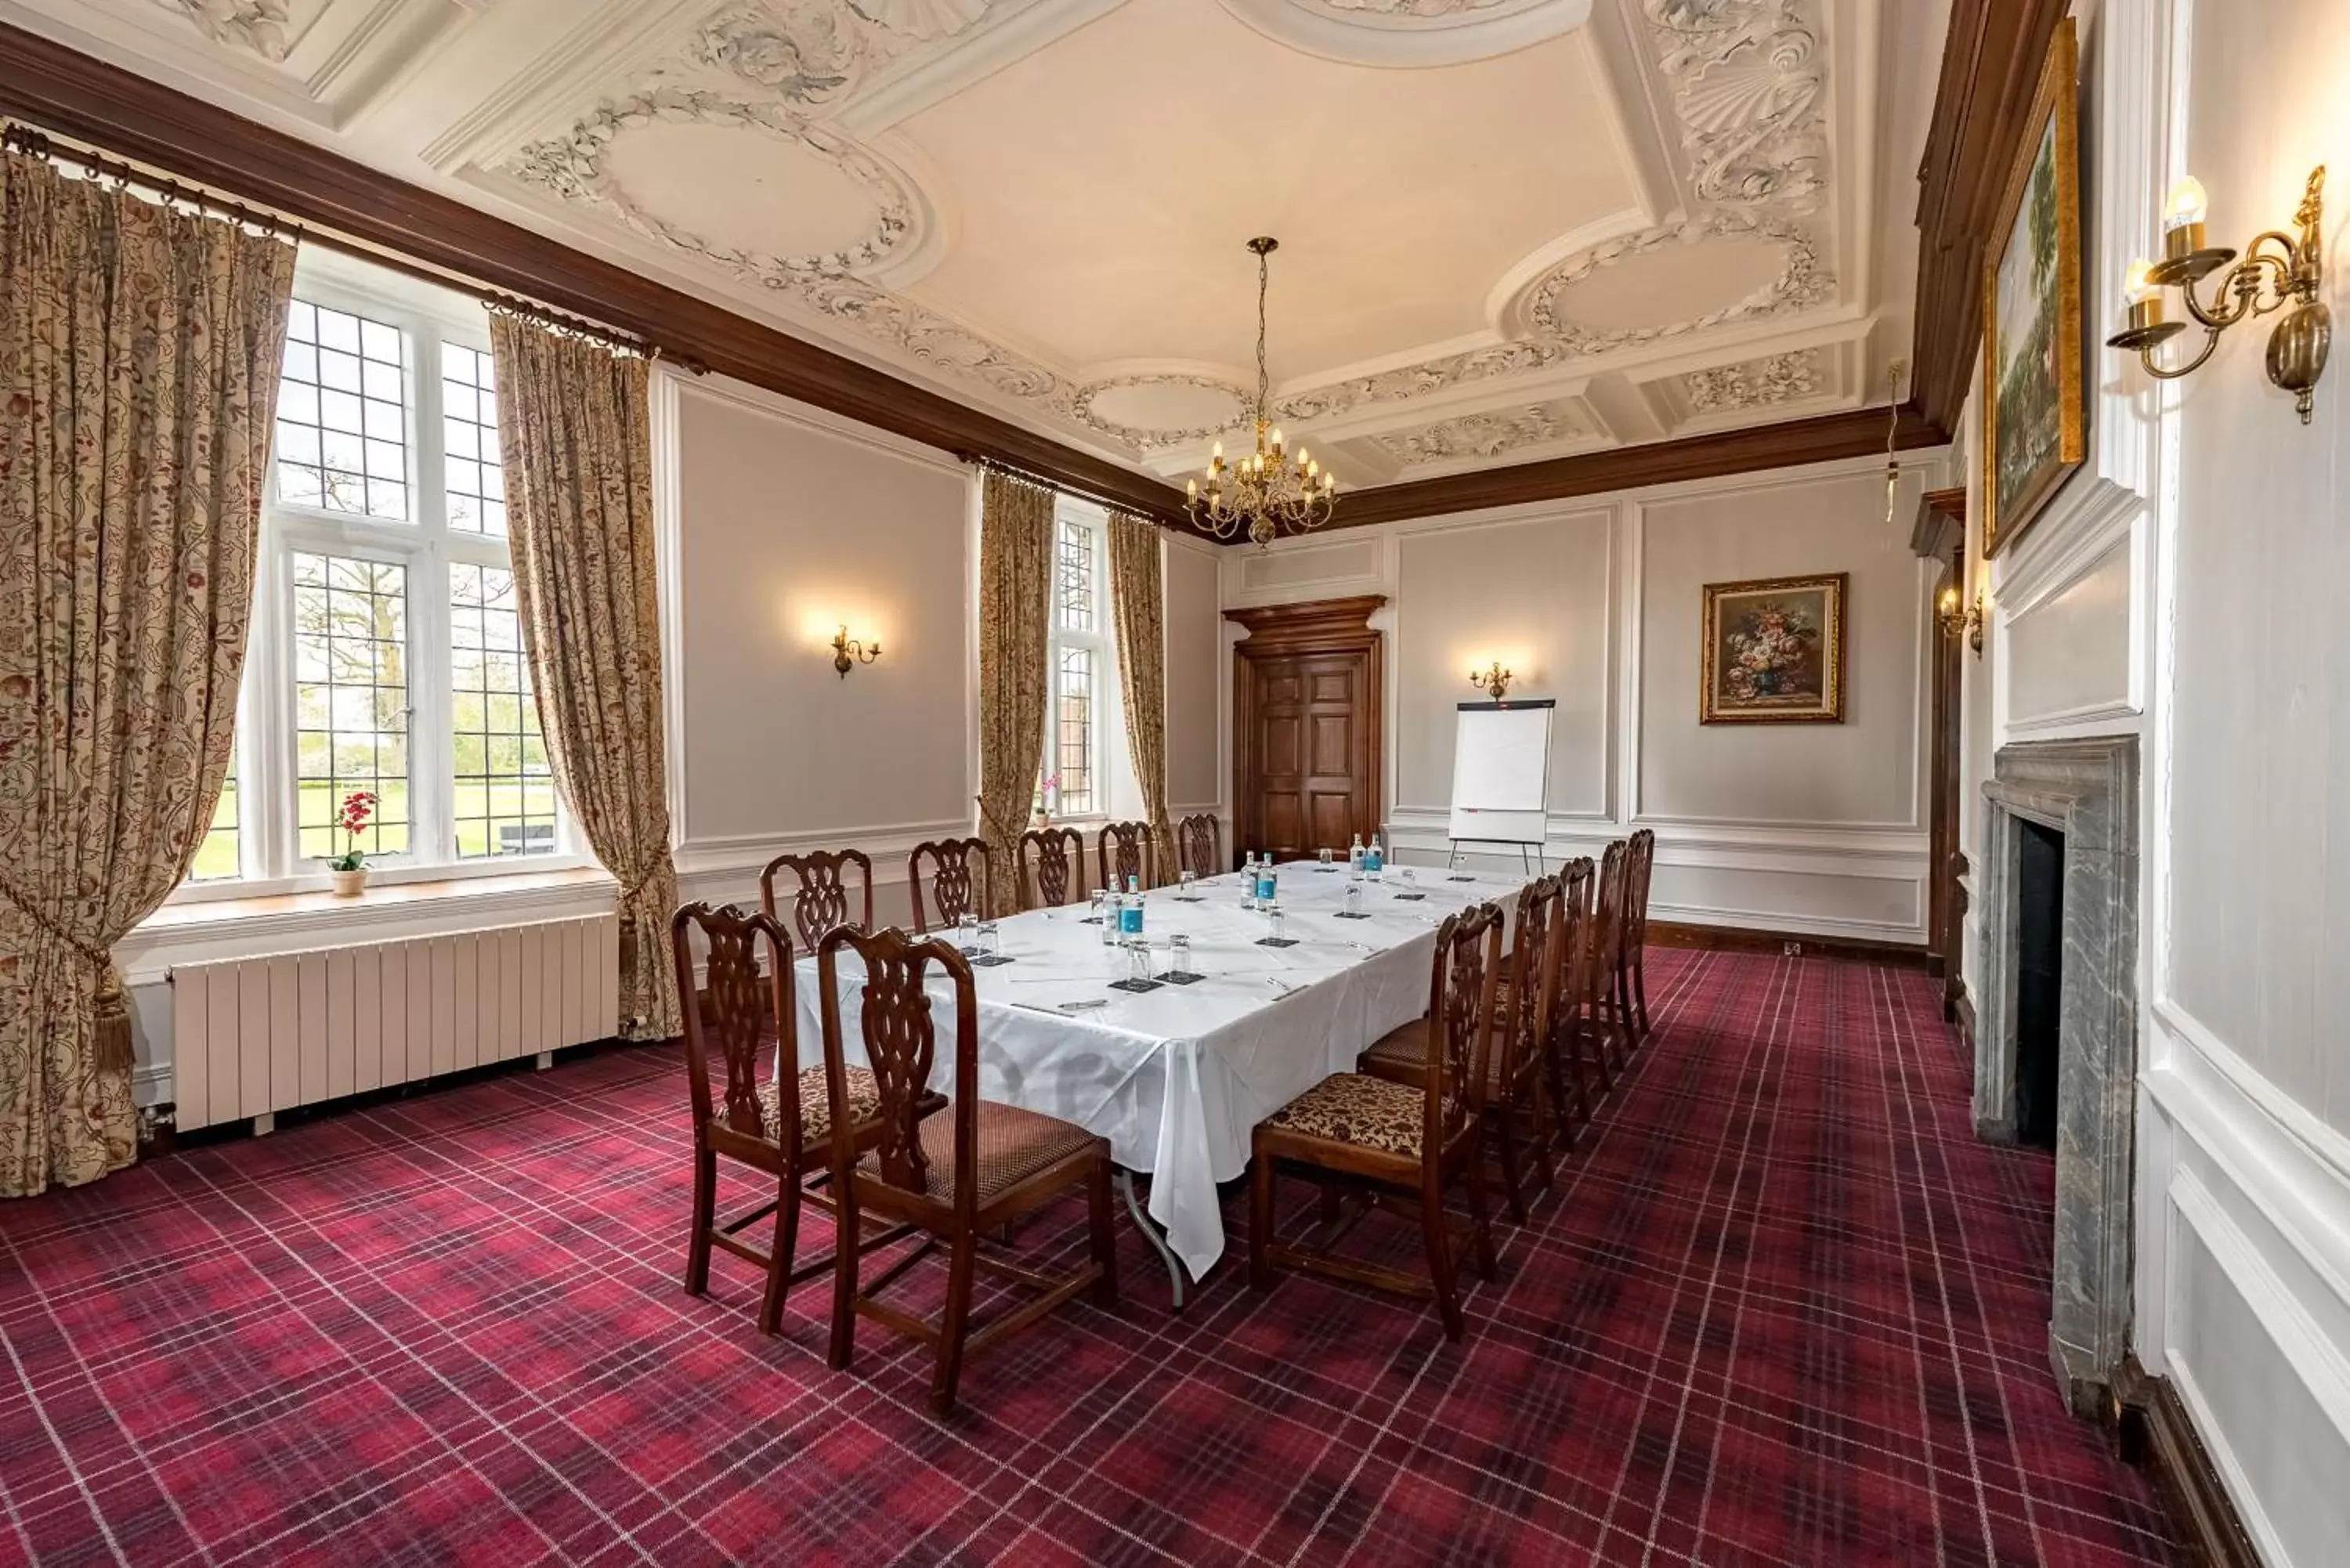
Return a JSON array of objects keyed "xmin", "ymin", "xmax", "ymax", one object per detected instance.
[
  {"xmin": 1348, "ymin": 833, "xmax": 1365, "ymax": 877},
  {"xmin": 1365, "ymin": 832, "xmax": 1385, "ymax": 881},
  {"xmin": 1242, "ymin": 851, "xmax": 1259, "ymax": 909},
  {"xmin": 1256, "ymin": 858, "xmax": 1278, "ymax": 905},
  {"xmin": 1121, "ymin": 874, "xmax": 1144, "ymax": 938}
]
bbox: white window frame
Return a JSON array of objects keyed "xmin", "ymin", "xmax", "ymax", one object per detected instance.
[
  {"xmin": 173, "ymin": 253, "xmax": 588, "ymax": 903},
  {"xmin": 1045, "ymin": 500, "xmax": 1113, "ymax": 825}
]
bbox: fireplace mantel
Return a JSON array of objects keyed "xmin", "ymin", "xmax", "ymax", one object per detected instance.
[{"xmin": 1975, "ymin": 738, "xmax": 2140, "ymax": 1415}]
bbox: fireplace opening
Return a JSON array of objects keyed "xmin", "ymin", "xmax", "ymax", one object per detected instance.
[{"xmin": 2014, "ymin": 817, "xmax": 2065, "ymax": 1150}]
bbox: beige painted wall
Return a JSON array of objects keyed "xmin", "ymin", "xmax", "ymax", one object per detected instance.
[
  {"xmin": 1636, "ymin": 469, "xmax": 1929, "ymax": 830},
  {"xmin": 1164, "ymin": 539, "xmax": 1224, "ymax": 811}
]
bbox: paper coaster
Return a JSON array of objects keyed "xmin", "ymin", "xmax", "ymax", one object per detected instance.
[
  {"xmin": 1172, "ymin": 894, "xmax": 1206, "ymax": 903},
  {"xmin": 1392, "ymin": 892, "xmax": 1426, "ymax": 901},
  {"xmin": 1079, "ymin": 916, "xmax": 1103, "ymax": 924},
  {"xmin": 1254, "ymin": 937, "xmax": 1300, "ymax": 948},
  {"xmin": 969, "ymin": 953, "xmax": 1016, "ymax": 966},
  {"xmin": 1333, "ymin": 910, "xmax": 1373, "ymax": 920},
  {"xmin": 1314, "ymin": 866, "xmax": 1340, "ymax": 873},
  {"xmin": 1447, "ymin": 875, "xmax": 1477, "ymax": 882},
  {"xmin": 1108, "ymin": 977, "xmax": 1162, "ymax": 994},
  {"xmin": 1157, "ymin": 970, "xmax": 1205, "ymax": 985}
]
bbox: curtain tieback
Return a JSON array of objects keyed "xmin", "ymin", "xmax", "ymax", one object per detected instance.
[
  {"xmin": 615, "ymin": 864, "xmax": 668, "ymax": 905},
  {"xmin": 0, "ymin": 871, "xmax": 113, "ymax": 972}
]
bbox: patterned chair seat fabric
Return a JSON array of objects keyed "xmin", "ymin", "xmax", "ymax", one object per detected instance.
[
  {"xmin": 1359, "ymin": 1017, "xmax": 1510, "ymax": 1096},
  {"xmin": 1261, "ymin": 1072, "xmax": 1425, "ymax": 1159},
  {"xmin": 859, "ymin": 1100, "xmax": 1100, "ymax": 1207},
  {"xmin": 752, "ymin": 1064, "xmax": 880, "ymax": 1145}
]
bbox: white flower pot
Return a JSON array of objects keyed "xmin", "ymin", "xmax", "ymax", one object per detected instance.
[{"xmin": 330, "ymin": 867, "xmax": 369, "ymax": 898}]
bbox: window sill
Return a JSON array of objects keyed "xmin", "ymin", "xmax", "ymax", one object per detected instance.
[{"xmin": 119, "ymin": 867, "xmax": 619, "ymax": 985}]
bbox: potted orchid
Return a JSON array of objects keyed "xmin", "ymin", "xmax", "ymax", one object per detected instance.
[
  {"xmin": 1032, "ymin": 771, "xmax": 1060, "ymax": 829},
  {"xmin": 327, "ymin": 789, "xmax": 379, "ymax": 896}
]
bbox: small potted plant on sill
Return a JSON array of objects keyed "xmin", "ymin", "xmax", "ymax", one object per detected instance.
[
  {"xmin": 328, "ymin": 789, "xmax": 379, "ymax": 896},
  {"xmin": 1032, "ymin": 772, "xmax": 1060, "ymax": 830}
]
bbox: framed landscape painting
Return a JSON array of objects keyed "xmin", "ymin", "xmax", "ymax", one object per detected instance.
[
  {"xmin": 1699, "ymin": 573, "xmax": 1847, "ymax": 725},
  {"xmin": 1980, "ymin": 16, "xmax": 2084, "ymax": 557}
]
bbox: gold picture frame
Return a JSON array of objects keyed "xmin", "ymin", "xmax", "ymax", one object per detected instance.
[
  {"xmin": 1699, "ymin": 573, "xmax": 1847, "ymax": 725},
  {"xmin": 1980, "ymin": 16, "xmax": 2084, "ymax": 558}
]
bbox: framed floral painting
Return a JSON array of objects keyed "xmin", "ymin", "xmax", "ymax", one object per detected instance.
[{"xmin": 1699, "ymin": 573, "xmax": 1847, "ymax": 724}]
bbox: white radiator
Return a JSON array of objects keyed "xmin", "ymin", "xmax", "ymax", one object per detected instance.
[{"xmin": 166, "ymin": 915, "xmax": 620, "ymax": 1133}]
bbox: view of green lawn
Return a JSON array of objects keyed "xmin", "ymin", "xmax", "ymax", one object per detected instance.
[{"xmin": 189, "ymin": 776, "xmax": 559, "ymax": 881}]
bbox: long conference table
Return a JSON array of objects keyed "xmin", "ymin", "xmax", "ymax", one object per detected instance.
[{"xmin": 791, "ymin": 858, "xmax": 1535, "ymax": 1302}]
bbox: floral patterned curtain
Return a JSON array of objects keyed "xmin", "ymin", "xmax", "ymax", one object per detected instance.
[
  {"xmin": 1106, "ymin": 513, "xmax": 1176, "ymax": 882},
  {"xmin": 974, "ymin": 468, "xmax": 1054, "ymax": 916},
  {"xmin": 487, "ymin": 315, "xmax": 682, "ymax": 1040},
  {"xmin": 0, "ymin": 150, "xmax": 295, "ymax": 1196}
]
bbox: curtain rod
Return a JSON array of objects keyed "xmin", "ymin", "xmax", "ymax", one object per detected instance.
[
  {"xmin": 2, "ymin": 118, "xmax": 659, "ymax": 363},
  {"xmin": 959, "ymin": 451, "xmax": 1179, "ymax": 524}
]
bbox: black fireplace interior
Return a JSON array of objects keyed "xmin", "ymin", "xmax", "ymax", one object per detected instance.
[{"xmin": 2014, "ymin": 818, "xmax": 2065, "ymax": 1150}]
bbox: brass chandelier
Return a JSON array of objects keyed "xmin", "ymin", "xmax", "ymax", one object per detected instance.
[{"xmin": 1186, "ymin": 237, "xmax": 1337, "ymax": 547}]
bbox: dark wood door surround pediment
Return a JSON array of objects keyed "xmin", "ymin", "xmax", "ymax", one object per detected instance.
[{"xmin": 1227, "ymin": 597, "xmax": 1385, "ymax": 864}]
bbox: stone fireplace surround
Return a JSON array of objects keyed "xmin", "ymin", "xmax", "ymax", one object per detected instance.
[{"xmin": 1972, "ymin": 739, "xmax": 2139, "ymax": 1415}]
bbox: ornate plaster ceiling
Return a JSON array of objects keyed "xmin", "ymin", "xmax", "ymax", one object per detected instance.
[{"xmin": 5, "ymin": 0, "xmax": 1943, "ymax": 493}]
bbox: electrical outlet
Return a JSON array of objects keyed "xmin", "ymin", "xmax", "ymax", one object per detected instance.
[{"xmin": 1782, "ymin": 941, "xmax": 1802, "ymax": 957}]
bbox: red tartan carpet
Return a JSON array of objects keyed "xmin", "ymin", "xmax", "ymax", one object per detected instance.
[{"xmin": 0, "ymin": 948, "xmax": 2180, "ymax": 1566}]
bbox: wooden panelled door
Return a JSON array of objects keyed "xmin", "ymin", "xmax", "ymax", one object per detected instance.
[{"xmin": 1227, "ymin": 596, "xmax": 1384, "ymax": 864}]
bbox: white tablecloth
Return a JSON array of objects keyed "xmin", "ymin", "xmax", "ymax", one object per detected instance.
[{"xmin": 791, "ymin": 860, "xmax": 1531, "ymax": 1278}]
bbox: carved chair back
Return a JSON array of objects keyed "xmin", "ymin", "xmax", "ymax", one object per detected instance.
[
  {"xmin": 1098, "ymin": 820, "xmax": 1152, "ymax": 890},
  {"xmin": 1019, "ymin": 826, "xmax": 1086, "ymax": 910},
  {"xmin": 1553, "ymin": 856, "xmax": 1596, "ymax": 1037},
  {"xmin": 908, "ymin": 837, "xmax": 990, "ymax": 934},
  {"xmin": 815, "ymin": 923, "xmax": 978, "ymax": 1215},
  {"xmin": 1420, "ymin": 901, "xmax": 1506, "ymax": 1161},
  {"xmin": 1502, "ymin": 874, "xmax": 1566, "ymax": 1092},
  {"xmin": 1593, "ymin": 840, "xmax": 1630, "ymax": 974},
  {"xmin": 1176, "ymin": 814, "xmax": 1222, "ymax": 880},
  {"xmin": 671, "ymin": 901, "xmax": 793, "ymax": 1145},
  {"xmin": 759, "ymin": 847, "xmax": 874, "ymax": 951},
  {"xmin": 1624, "ymin": 828, "xmax": 1656, "ymax": 952}
]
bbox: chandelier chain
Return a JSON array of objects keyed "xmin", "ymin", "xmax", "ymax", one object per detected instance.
[{"xmin": 1187, "ymin": 236, "xmax": 1339, "ymax": 548}]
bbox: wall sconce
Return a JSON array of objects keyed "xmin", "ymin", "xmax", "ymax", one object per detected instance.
[
  {"xmin": 1937, "ymin": 583, "xmax": 1984, "ymax": 656},
  {"xmin": 1468, "ymin": 661, "xmax": 1513, "ymax": 699},
  {"xmin": 2108, "ymin": 167, "xmax": 2331, "ymax": 423},
  {"xmin": 830, "ymin": 625, "xmax": 880, "ymax": 678}
]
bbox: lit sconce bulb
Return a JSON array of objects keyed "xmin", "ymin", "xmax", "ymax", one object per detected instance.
[
  {"xmin": 1296, "ymin": 446, "xmax": 1308, "ymax": 465},
  {"xmin": 1188, "ymin": 477, "xmax": 1198, "ymax": 497},
  {"xmin": 1270, "ymin": 426, "xmax": 1284, "ymax": 450},
  {"xmin": 2124, "ymin": 258, "xmax": 2158, "ymax": 305},
  {"xmin": 2164, "ymin": 175, "xmax": 2208, "ymax": 229},
  {"xmin": 1212, "ymin": 439, "xmax": 1224, "ymax": 461},
  {"xmin": 1938, "ymin": 584, "xmax": 1960, "ymax": 614}
]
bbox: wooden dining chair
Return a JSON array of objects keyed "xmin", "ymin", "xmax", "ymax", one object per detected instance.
[
  {"xmin": 1549, "ymin": 857, "xmax": 1599, "ymax": 1141},
  {"xmin": 1589, "ymin": 840, "xmax": 1636, "ymax": 1083},
  {"xmin": 908, "ymin": 837, "xmax": 990, "ymax": 934},
  {"xmin": 1622, "ymin": 827, "xmax": 1657, "ymax": 1041},
  {"xmin": 670, "ymin": 901, "xmax": 920, "ymax": 1336},
  {"xmin": 1361, "ymin": 878, "xmax": 1562, "ymax": 1224},
  {"xmin": 758, "ymin": 847, "xmax": 875, "ymax": 950},
  {"xmin": 1098, "ymin": 820, "xmax": 1152, "ymax": 890},
  {"xmin": 1176, "ymin": 813, "xmax": 1222, "ymax": 880},
  {"xmin": 1019, "ymin": 826, "xmax": 1086, "ymax": 910},
  {"xmin": 815, "ymin": 923, "xmax": 1119, "ymax": 1415},
  {"xmin": 1249, "ymin": 903, "xmax": 1505, "ymax": 1340}
]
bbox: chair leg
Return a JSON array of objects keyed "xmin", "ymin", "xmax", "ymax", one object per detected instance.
[
  {"xmin": 1491, "ymin": 1102, "xmax": 1528, "ymax": 1227},
  {"xmin": 1422, "ymin": 1190, "xmax": 1465, "ymax": 1342},
  {"xmin": 1249, "ymin": 1152, "xmax": 1276, "ymax": 1289},
  {"xmin": 1526, "ymin": 1075, "xmax": 1557, "ymax": 1196},
  {"xmin": 826, "ymin": 1182, "xmax": 859, "ymax": 1371},
  {"xmin": 1317, "ymin": 1181, "xmax": 1343, "ymax": 1228},
  {"xmin": 1463, "ymin": 1154, "xmax": 1499, "ymax": 1285},
  {"xmin": 685, "ymin": 1143, "xmax": 716, "ymax": 1296},
  {"xmin": 1633, "ymin": 955, "xmax": 1653, "ymax": 1037},
  {"xmin": 1087, "ymin": 1157, "xmax": 1121, "ymax": 1308},
  {"xmin": 931, "ymin": 1233, "xmax": 978, "ymax": 1417},
  {"xmin": 756, "ymin": 1170, "xmax": 801, "ymax": 1336}
]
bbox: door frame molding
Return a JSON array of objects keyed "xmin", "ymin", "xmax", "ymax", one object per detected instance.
[{"xmin": 1225, "ymin": 595, "xmax": 1388, "ymax": 858}]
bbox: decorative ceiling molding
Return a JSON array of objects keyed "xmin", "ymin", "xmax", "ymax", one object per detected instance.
[
  {"xmin": 1070, "ymin": 373, "xmax": 1251, "ymax": 448},
  {"xmin": 152, "ymin": 0, "xmax": 293, "ymax": 60},
  {"xmin": 1371, "ymin": 403, "xmax": 1592, "ymax": 467},
  {"xmin": 1218, "ymin": 0, "xmax": 1593, "ymax": 67},
  {"xmin": 1274, "ymin": 340, "xmax": 1571, "ymax": 423},
  {"xmin": 1640, "ymin": 0, "xmax": 1826, "ymax": 209},
  {"xmin": 1521, "ymin": 210, "xmax": 1834, "ymax": 352},
  {"xmin": 677, "ymin": 0, "xmax": 1006, "ymax": 113},
  {"xmin": 501, "ymin": 89, "xmax": 922, "ymax": 277},
  {"xmin": 1683, "ymin": 347, "xmax": 1824, "ymax": 410}
]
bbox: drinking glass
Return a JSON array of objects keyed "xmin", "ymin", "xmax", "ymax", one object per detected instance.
[
  {"xmin": 1265, "ymin": 902, "xmax": 1285, "ymax": 942},
  {"xmin": 978, "ymin": 919, "xmax": 1000, "ymax": 959},
  {"xmin": 1179, "ymin": 869, "xmax": 1197, "ymax": 898},
  {"xmin": 1318, "ymin": 847, "xmax": 1333, "ymax": 868},
  {"xmin": 1348, "ymin": 854, "xmax": 1364, "ymax": 882},
  {"xmin": 956, "ymin": 912, "xmax": 979, "ymax": 953},
  {"xmin": 1170, "ymin": 934, "xmax": 1193, "ymax": 976},
  {"xmin": 1401, "ymin": 867, "xmax": 1418, "ymax": 891},
  {"xmin": 1089, "ymin": 888, "xmax": 1108, "ymax": 923},
  {"xmin": 1343, "ymin": 882, "xmax": 1361, "ymax": 916},
  {"xmin": 1128, "ymin": 940, "xmax": 1154, "ymax": 986}
]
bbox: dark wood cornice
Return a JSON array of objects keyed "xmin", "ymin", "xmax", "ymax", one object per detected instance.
[
  {"xmin": 1224, "ymin": 595, "xmax": 1387, "ymax": 652},
  {"xmin": 1910, "ymin": 0, "xmax": 2073, "ymax": 430},
  {"xmin": 1315, "ymin": 403, "xmax": 1947, "ymax": 532},
  {"xmin": 0, "ymin": 22, "xmax": 1188, "ymax": 525},
  {"xmin": 1911, "ymin": 483, "xmax": 1970, "ymax": 559}
]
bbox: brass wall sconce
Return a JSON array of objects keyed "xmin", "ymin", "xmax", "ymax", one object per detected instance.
[
  {"xmin": 1937, "ymin": 584, "xmax": 1984, "ymax": 656},
  {"xmin": 1468, "ymin": 662, "xmax": 1513, "ymax": 699},
  {"xmin": 830, "ymin": 625, "xmax": 880, "ymax": 678},
  {"xmin": 2109, "ymin": 167, "xmax": 2331, "ymax": 423}
]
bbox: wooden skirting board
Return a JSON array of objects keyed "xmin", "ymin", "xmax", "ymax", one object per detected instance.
[
  {"xmin": 2108, "ymin": 1357, "xmax": 2262, "ymax": 1568},
  {"xmin": 1644, "ymin": 919, "xmax": 1936, "ymax": 972}
]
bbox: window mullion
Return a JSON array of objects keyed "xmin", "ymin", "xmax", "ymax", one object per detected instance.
[
  {"xmin": 251, "ymin": 537, "xmax": 296, "ymax": 880},
  {"xmin": 411, "ymin": 318, "xmax": 454, "ymax": 868}
]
